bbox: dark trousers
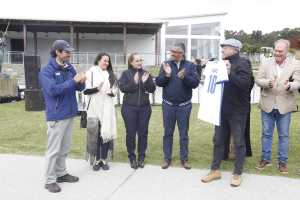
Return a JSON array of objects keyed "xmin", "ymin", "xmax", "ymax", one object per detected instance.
[
  {"xmin": 121, "ymin": 105, "xmax": 152, "ymax": 161},
  {"xmin": 223, "ymin": 111, "xmax": 252, "ymax": 159},
  {"xmin": 162, "ymin": 102, "xmax": 192, "ymax": 161},
  {"xmin": 96, "ymin": 122, "xmax": 110, "ymax": 160},
  {"xmin": 211, "ymin": 113, "xmax": 247, "ymax": 175}
]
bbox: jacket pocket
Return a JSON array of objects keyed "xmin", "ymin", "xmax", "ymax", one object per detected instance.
[{"xmin": 47, "ymin": 121, "xmax": 57, "ymax": 129}]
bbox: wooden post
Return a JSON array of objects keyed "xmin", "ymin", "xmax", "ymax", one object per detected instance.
[
  {"xmin": 23, "ymin": 24, "xmax": 27, "ymax": 54},
  {"xmin": 76, "ymin": 31, "xmax": 79, "ymax": 65},
  {"xmin": 70, "ymin": 25, "xmax": 74, "ymax": 47},
  {"xmin": 155, "ymin": 29, "xmax": 161, "ymax": 66},
  {"xmin": 123, "ymin": 24, "xmax": 127, "ymax": 65},
  {"xmin": 33, "ymin": 32, "xmax": 38, "ymax": 56},
  {"xmin": 76, "ymin": 31, "xmax": 79, "ymax": 51}
]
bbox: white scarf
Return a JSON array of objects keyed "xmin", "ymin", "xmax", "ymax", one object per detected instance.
[{"xmin": 86, "ymin": 66, "xmax": 117, "ymax": 143}]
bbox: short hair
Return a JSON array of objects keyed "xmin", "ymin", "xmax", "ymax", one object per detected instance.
[{"xmin": 274, "ymin": 39, "xmax": 290, "ymax": 50}]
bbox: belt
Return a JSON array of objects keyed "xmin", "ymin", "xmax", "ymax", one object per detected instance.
[{"xmin": 163, "ymin": 99, "xmax": 191, "ymax": 107}]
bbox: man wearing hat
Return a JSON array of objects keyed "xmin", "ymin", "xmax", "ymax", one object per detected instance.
[
  {"xmin": 156, "ymin": 42, "xmax": 199, "ymax": 170},
  {"xmin": 39, "ymin": 40, "xmax": 86, "ymax": 193},
  {"xmin": 201, "ymin": 38, "xmax": 253, "ymax": 187}
]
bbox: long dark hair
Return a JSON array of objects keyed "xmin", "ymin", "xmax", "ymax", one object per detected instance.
[{"xmin": 94, "ymin": 53, "xmax": 116, "ymax": 88}]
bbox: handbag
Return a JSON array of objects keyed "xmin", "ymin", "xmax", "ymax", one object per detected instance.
[
  {"xmin": 80, "ymin": 71, "xmax": 93, "ymax": 128},
  {"xmin": 80, "ymin": 97, "xmax": 91, "ymax": 128}
]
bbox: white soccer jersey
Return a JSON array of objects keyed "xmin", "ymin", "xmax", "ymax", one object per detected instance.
[{"xmin": 198, "ymin": 60, "xmax": 228, "ymax": 126}]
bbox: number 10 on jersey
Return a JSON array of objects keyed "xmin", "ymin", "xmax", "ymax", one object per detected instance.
[{"xmin": 207, "ymin": 74, "xmax": 217, "ymax": 94}]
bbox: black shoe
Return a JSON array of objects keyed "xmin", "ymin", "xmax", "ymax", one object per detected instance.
[
  {"xmin": 161, "ymin": 160, "xmax": 171, "ymax": 169},
  {"xmin": 93, "ymin": 161, "xmax": 103, "ymax": 171},
  {"xmin": 102, "ymin": 163, "xmax": 110, "ymax": 171},
  {"xmin": 45, "ymin": 183, "xmax": 61, "ymax": 193},
  {"xmin": 130, "ymin": 159, "xmax": 138, "ymax": 169},
  {"xmin": 56, "ymin": 174, "xmax": 79, "ymax": 183},
  {"xmin": 138, "ymin": 160, "xmax": 145, "ymax": 168}
]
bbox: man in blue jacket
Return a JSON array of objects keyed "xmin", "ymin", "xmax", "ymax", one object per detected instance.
[
  {"xmin": 39, "ymin": 40, "xmax": 86, "ymax": 193},
  {"xmin": 156, "ymin": 43, "xmax": 199, "ymax": 169}
]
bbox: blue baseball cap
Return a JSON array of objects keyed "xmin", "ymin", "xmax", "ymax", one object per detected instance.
[{"xmin": 52, "ymin": 40, "xmax": 74, "ymax": 52}]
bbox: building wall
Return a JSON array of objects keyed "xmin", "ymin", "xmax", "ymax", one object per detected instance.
[{"xmin": 5, "ymin": 31, "xmax": 156, "ymax": 66}]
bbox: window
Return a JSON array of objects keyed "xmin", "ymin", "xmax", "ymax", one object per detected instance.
[
  {"xmin": 191, "ymin": 39, "xmax": 219, "ymax": 60},
  {"xmin": 191, "ymin": 23, "xmax": 220, "ymax": 36},
  {"xmin": 165, "ymin": 38, "xmax": 188, "ymax": 59},
  {"xmin": 10, "ymin": 39, "xmax": 24, "ymax": 64},
  {"xmin": 166, "ymin": 25, "xmax": 188, "ymax": 35}
]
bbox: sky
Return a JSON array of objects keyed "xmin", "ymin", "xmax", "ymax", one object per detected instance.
[{"xmin": 0, "ymin": 0, "xmax": 299, "ymax": 33}]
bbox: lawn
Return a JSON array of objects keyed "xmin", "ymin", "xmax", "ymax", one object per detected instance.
[{"xmin": 0, "ymin": 101, "xmax": 300, "ymax": 178}]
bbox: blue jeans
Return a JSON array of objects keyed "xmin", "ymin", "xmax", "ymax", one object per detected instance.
[
  {"xmin": 261, "ymin": 109, "xmax": 291, "ymax": 163},
  {"xmin": 162, "ymin": 102, "xmax": 192, "ymax": 161}
]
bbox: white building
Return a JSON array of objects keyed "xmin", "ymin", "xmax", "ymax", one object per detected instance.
[
  {"xmin": 0, "ymin": 13, "xmax": 232, "ymax": 104},
  {"xmin": 0, "ymin": 13, "xmax": 226, "ymax": 66}
]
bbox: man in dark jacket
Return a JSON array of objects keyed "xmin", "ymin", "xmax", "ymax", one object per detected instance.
[
  {"xmin": 201, "ymin": 39, "xmax": 252, "ymax": 187},
  {"xmin": 39, "ymin": 40, "xmax": 86, "ymax": 193},
  {"xmin": 156, "ymin": 43, "xmax": 199, "ymax": 170},
  {"xmin": 223, "ymin": 58, "xmax": 254, "ymax": 160}
]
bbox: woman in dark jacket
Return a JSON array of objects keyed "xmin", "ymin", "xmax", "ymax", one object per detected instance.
[{"xmin": 119, "ymin": 53, "xmax": 156, "ymax": 169}]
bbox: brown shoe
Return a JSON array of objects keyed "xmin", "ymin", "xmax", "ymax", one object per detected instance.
[
  {"xmin": 278, "ymin": 162, "xmax": 288, "ymax": 174},
  {"xmin": 201, "ymin": 170, "xmax": 221, "ymax": 183},
  {"xmin": 255, "ymin": 160, "xmax": 271, "ymax": 170},
  {"xmin": 161, "ymin": 160, "xmax": 171, "ymax": 169},
  {"xmin": 230, "ymin": 174, "xmax": 242, "ymax": 187},
  {"xmin": 181, "ymin": 160, "xmax": 191, "ymax": 170}
]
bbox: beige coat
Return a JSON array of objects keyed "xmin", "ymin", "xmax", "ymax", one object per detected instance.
[{"xmin": 255, "ymin": 58, "xmax": 300, "ymax": 114}]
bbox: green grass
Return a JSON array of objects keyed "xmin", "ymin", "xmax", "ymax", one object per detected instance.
[{"xmin": 0, "ymin": 101, "xmax": 300, "ymax": 178}]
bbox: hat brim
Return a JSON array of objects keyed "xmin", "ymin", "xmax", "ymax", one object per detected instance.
[
  {"xmin": 220, "ymin": 44, "xmax": 239, "ymax": 50},
  {"xmin": 63, "ymin": 47, "xmax": 74, "ymax": 52}
]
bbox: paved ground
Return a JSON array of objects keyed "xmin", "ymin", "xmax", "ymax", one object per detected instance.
[{"xmin": 1, "ymin": 154, "xmax": 300, "ymax": 200}]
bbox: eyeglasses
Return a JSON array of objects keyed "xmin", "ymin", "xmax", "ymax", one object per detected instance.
[{"xmin": 171, "ymin": 50, "xmax": 183, "ymax": 54}]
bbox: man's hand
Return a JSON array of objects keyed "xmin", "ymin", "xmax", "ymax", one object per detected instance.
[
  {"xmin": 224, "ymin": 60, "xmax": 231, "ymax": 74},
  {"xmin": 200, "ymin": 58, "xmax": 209, "ymax": 66},
  {"xmin": 177, "ymin": 68, "xmax": 186, "ymax": 79},
  {"xmin": 134, "ymin": 72, "xmax": 139, "ymax": 84},
  {"xmin": 284, "ymin": 79, "xmax": 291, "ymax": 91},
  {"xmin": 142, "ymin": 72, "xmax": 150, "ymax": 83},
  {"xmin": 268, "ymin": 76, "xmax": 277, "ymax": 89},
  {"xmin": 74, "ymin": 72, "xmax": 86, "ymax": 83},
  {"xmin": 162, "ymin": 62, "xmax": 172, "ymax": 77}
]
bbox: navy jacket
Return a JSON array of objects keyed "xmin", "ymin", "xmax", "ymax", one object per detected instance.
[
  {"xmin": 119, "ymin": 68, "xmax": 156, "ymax": 106},
  {"xmin": 221, "ymin": 53, "xmax": 253, "ymax": 115},
  {"xmin": 155, "ymin": 59, "xmax": 199, "ymax": 104},
  {"xmin": 39, "ymin": 57, "xmax": 85, "ymax": 121}
]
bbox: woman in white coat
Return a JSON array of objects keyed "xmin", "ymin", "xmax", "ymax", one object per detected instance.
[{"xmin": 84, "ymin": 53, "xmax": 117, "ymax": 171}]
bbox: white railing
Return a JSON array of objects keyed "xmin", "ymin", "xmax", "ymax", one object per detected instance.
[
  {"xmin": 2, "ymin": 51, "xmax": 160, "ymax": 67},
  {"xmin": 3, "ymin": 51, "xmax": 24, "ymax": 64},
  {"xmin": 71, "ymin": 52, "xmax": 160, "ymax": 66}
]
